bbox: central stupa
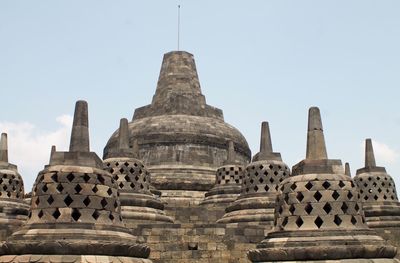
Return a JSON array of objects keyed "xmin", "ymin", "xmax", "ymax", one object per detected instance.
[{"xmin": 104, "ymin": 51, "xmax": 251, "ymax": 193}]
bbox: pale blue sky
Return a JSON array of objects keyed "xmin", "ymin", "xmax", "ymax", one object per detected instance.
[{"xmin": 1, "ymin": 1, "xmax": 400, "ymax": 191}]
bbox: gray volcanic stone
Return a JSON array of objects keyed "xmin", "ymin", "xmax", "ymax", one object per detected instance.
[
  {"xmin": 354, "ymin": 139, "xmax": 400, "ymax": 228},
  {"xmin": 103, "ymin": 51, "xmax": 251, "ymax": 192},
  {"xmin": 248, "ymin": 107, "xmax": 398, "ymax": 263},
  {"xmin": 0, "ymin": 101, "xmax": 151, "ymax": 262},
  {"xmin": 218, "ymin": 122, "xmax": 290, "ymax": 225},
  {"xmin": 0, "ymin": 133, "xmax": 29, "ymax": 241}
]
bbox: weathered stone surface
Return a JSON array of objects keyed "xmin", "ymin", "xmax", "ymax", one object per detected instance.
[
  {"xmin": 0, "ymin": 101, "xmax": 151, "ymax": 262},
  {"xmin": 0, "ymin": 133, "xmax": 29, "ymax": 241},
  {"xmin": 218, "ymin": 122, "xmax": 290, "ymax": 225},
  {"xmin": 354, "ymin": 139, "xmax": 400, "ymax": 229},
  {"xmin": 248, "ymin": 107, "xmax": 397, "ymax": 262},
  {"xmin": 104, "ymin": 51, "xmax": 251, "ymax": 192}
]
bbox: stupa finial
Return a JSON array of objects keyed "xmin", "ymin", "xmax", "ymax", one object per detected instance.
[
  {"xmin": 226, "ymin": 141, "xmax": 236, "ymax": 164},
  {"xmin": 345, "ymin": 162, "xmax": 351, "ymax": 177},
  {"xmin": 260, "ymin": 122, "xmax": 273, "ymax": 154},
  {"xmin": 118, "ymin": 118, "xmax": 130, "ymax": 151},
  {"xmin": 0, "ymin": 133, "xmax": 8, "ymax": 163},
  {"xmin": 306, "ymin": 107, "xmax": 328, "ymax": 160},
  {"xmin": 69, "ymin": 100, "xmax": 90, "ymax": 152},
  {"xmin": 365, "ymin": 139, "xmax": 376, "ymax": 168}
]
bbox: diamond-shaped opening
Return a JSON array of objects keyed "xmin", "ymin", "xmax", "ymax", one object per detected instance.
[
  {"xmin": 259, "ymin": 178, "xmax": 264, "ymax": 184},
  {"xmin": 83, "ymin": 196, "xmax": 91, "ymax": 206},
  {"xmin": 42, "ymin": 184, "xmax": 48, "ymax": 193},
  {"xmin": 107, "ymin": 188, "xmax": 113, "ymax": 196},
  {"xmin": 364, "ymin": 195, "xmax": 369, "ymax": 201},
  {"xmin": 334, "ymin": 215, "xmax": 342, "ymax": 226},
  {"xmin": 83, "ymin": 174, "xmax": 91, "ymax": 183},
  {"xmin": 254, "ymin": 185, "xmax": 258, "ymax": 192},
  {"xmin": 51, "ymin": 173, "xmax": 58, "ymax": 182},
  {"xmin": 47, "ymin": 195, "xmax": 54, "ymax": 205},
  {"xmin": 282, "ymin": 217, "xmax": 288, "ymax": 227},
  {"xmin": 35, "ymin": 197, "xmax": 40, "ymax": 205},
  {"xmin": 332, "ymin": 190, "xmax": 340, "ymax": 200},
  {"xmin": 6, "ymin": 192, "xmax": 11, "ymax": 197},
  {"xmin": 129, "ymin": 168, "xmax": 135, "ymax": 174},
  {"xmin": 341, "ymin": 202, "xmax": 349, "ymax": 213},
  {"xmin": 92, "ymin": 185, "xmax": 98, "ymax": 193},
  {"xmin": 92, "ymin": 210, "xmax": 100, "ymax": 220},
  {"xmin": 314, "ymin": 216, "xmax": 323, "ymax": 228},
  {"xmin": 374, "ymin": 195, "xmax": 378, "ymax": 200},
  {"xmin": 119, "ymin": 168, "xmax": 124, "ymax": 174},
  {"xmin": 263, "ymin": 171, "xmax": 268, "ymax": 176},
  {"xmin": 296, "ymin": 216, "xmax": 304, "ymax": 228},
  {"xmin": 109, "ymin": 168, "xmax": 114, "ymax": 173},
  {"xmin": 305, "ymin": 203, "xmax": 313, "ymax": 214},
  {"xmin": 289, "ymin": 204, "xmax": 296, "ymax": 215},
  {"xmin": 118, "ymin": 182, "xmax": 124, "ymax": 189},
  {"xmin": 74, "ymin": 184, "xmax": 82, "ymax": 194},
  {"xmin": 134, "ymin": 175, "xmax": 139, "ymax": 181},
  {"xmin": 124, "ymin": 175, "xmax": 130, "ymax": 181},
  {"xmin": 347, "ymin": 191, "xmax": 353, "ymax": 200},
  {"xmin": 269, "ymin": 164, "xmax": 273, "ymax": 169},
  {"xmin": 373, "ymin": 182, "xmax": 377, "ymax": 187},
  {"xmin": 249, "ymin": 179, "xmax": 254, "ymax": 184},
  {"xmin": 56, "ymin": 183, "xmax": 64, "ymax": 193},
  {"xmin": 139, "ymin": 169, "xmax": 143, "ymax": 174},
  {"xmin": 259, "ymin": 165, "xmax": 264, "ymax": 170},
  {"xmin": 290, "ymin": 183, "xmax": 297, "ymax": 191},
  {"xmin": 338, "ymin": 181, "xmax": 345, "ymax": 188},
  {"xmin": 368, "ymin": 177, "xmax": 372, "ymax": 181},
  {"xmin": 264, "ymin": 185, "xmax": 269, "ymax": 191},
  {"xmin": 130, "ymin": 182, "xmax": 135, "ymax": 188},
  {"xmin": 278, "ymin": 205, "xmax": 283, "ymax": 214},
  {"xmin": 71, "ymin": 208, "xmax": 81, "ymax": 221},
  {"xmin": 109, "ymin": 213, "xmax": 114, "ymax": 220},
  {"xmin": 355, "ymin": 203, "xmax": 360, "ymax": 211},
  {"xmin": 53, "ymin": 208, "xmax": 61, "ymax": 219},
  {"xmin": 115, "ymin": 162, "xmax": 119, "ymax": 167},
  {"xmin": 323, "ymin": 203, "xmax": 332, "ymax": 214},
  {"xmin": 384, "ymin": 195, "xmax": 387, "ymax": 200},
  {"xmin": 351, "ymin": 216, "xmax": 357, "ymax": 225},
  {"xmin": 274, "ymin": 171, "xmax": 278, "ymax": 176},
  {"xmin": 114, "ymin": 201, "xmax": 118, "ymax": 209},
  {"xmin": 270, "ymin": 177, "xmax": 275, "ymax": 183},
  {"xmin": 124, "ymin": 162, "xmax": 129, "ymax": 167},
  {"xmin": 314, "ymin": 191, "xmax": 322, "ymax": 201},
  {"xmin": 254, "ymin": 172, "xmax": 259, "ymax": 176},
  {"xmin": 38, "ymin": 210, "xmax": 44, "ymax": 218},
  {"xmin": 97, "ymin": 174, "xmax": 105, "ymax": 184},
  {"xmin": 66, "ymin": 173, "xmax": 75, "ymax": 182},
  {"xmin": 101, "ymin": 198, "xmax": 108, "ymax": 208},
  {"xmin": 322, "ymin": 181, "xmax": 331, "ymax": 189},
  {"xmin": 305, "ymin": 182, "xmax": 313, "ymax": 190},
  {"xmin": 284, "ymin": 194, "xmax": 289, "ymax": 204},
  {"xmin": 297, "ymin": 192, "xmax": 304, "ymax": 202},
  {"xmin": 2, "ymin": 185, "xmax": 7, "ymax": 191},
  {"xmin": 64, "ymin": 195, "xmax": 73, "ymax": 206}
]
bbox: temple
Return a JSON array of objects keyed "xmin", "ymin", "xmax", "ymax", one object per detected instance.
[{"xmin": 1, "ymin": 50, "xmax": 400, "ymax": 263}]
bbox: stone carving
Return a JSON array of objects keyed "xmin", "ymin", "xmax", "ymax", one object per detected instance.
[
  {"xmin": 218, "ymin": 122, "xmax": 290, "ymax": 224},
  {"xmin": 201, "ymin": 141, "xmax": 245, "ymax": 205},
  {"xmin": 248, "ymin": 107, "xmax": 398, "ymax": 262},
  {"xmin": 354, "ymin": 139, "xmax": 400, "ymax": 227},
  {"xmin": 103, "ymin": 51, "xmax": 251, "ymax": 193},
  {"xmin": 103, "ymin": 118, "xmax": 173, "ymax": 224},
  {"xmin": 0, "ymin": 101, "xmax": 151, "ymax": 262},
  {"xmin": 0, "ymin": 133, "xmax": 29, "ymax": 241}
]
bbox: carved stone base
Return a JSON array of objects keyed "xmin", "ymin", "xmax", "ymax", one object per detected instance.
[{"xmin": 0, "ymin": 255, "xmax": 153, "ymax": 263}]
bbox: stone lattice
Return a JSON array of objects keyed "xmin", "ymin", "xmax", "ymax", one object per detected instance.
[
  {"xmin": 218, "ymin": 122, "xmax": 290, "ymax": 224},
  {"xmin": 248, "ymin": 107, "xmax": 398, "ymax": 263},
  {"xmin": 0, "ymin": 101, "xmax": 151, "ymax": 262},
  {"xmin": 354, "ymin": 139, "xmax": 400, "ymax": 228}
]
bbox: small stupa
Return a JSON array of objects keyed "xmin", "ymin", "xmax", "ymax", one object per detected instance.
[
  {"xmin": 201, "ymin": 141, "xmax": 245, "ymax": 205},
  {"xmin": 354, "ymin": 139, "xmax": 400, "ymax": 227},
  {"xmin": 0, "ymin": 101, "xmax": 151, "ymax": 262},
  {"xmin": 103, "ymin": 118, "xmax": 173, "ymax": 224},
  {"xmin": 0, "ymin": 133, "xmax": 29, "ymax": 240},
  {"xmin": 248, "ymin": 107, "xmax": 397, "ymax": 262},
  {"xmin": 218, "ymin": 122, "xmax": 290, "ymax": 224}
]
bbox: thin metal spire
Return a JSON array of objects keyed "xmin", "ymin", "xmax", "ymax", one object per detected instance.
[{"xmin": 177, "ymin": 5, "xmax": 181, "ymax": 51}]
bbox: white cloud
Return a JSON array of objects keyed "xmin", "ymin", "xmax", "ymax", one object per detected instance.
[
  {"xmin": 361, "ymin": 140, "xmax": 399, "ymax": 165},
  {"xmin": 0, "ymin": 115, "xmax": 72, "ymax": 192}
]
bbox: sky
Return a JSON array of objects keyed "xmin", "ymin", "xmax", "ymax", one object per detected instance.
[{"xmin": 1, "ymin": 1, "xmax": 400, "ymax": 191}]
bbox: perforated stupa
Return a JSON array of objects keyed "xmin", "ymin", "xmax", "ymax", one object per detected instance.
[
  {"xmin": 248, "ymin": 107, "xmax": 398, "ymax": 262},
  {"xmin": 0, "ymin": 101, "xmax": 151, "ymax": 263}
]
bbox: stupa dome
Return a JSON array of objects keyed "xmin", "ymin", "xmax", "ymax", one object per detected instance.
[{"xmin": 104, "ymin": 51, "xmax": 251, "ymax": 191}]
